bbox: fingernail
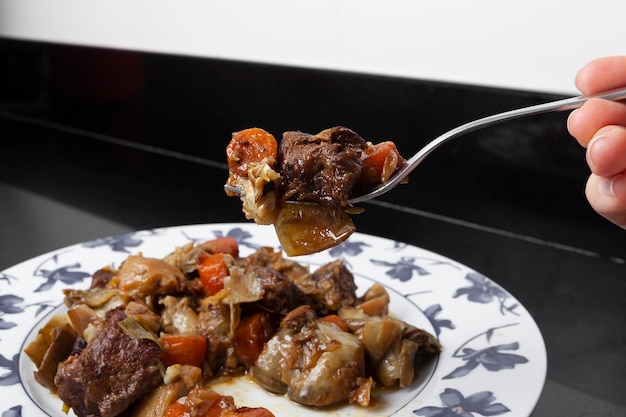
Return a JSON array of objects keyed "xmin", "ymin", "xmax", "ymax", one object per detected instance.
[
  {"xmin": 587, "ymin": 134, "xmax": 609, "ymax": 167},
  {"xmin": 600, "ymin": 174, "xmax": 626, "ymax": 197}
]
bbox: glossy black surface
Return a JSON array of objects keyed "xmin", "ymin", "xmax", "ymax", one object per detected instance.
[{"xmin": 2, "ymin": 39, "xmax": 625, "ymax": 416}]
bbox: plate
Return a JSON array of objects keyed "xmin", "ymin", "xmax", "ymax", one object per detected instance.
[{"xmin": 0, "ymin": 223, "xmax": 546, "ymax": 417}]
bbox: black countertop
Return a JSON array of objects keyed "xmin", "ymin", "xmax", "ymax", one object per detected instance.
[{"xmin": 1, "ymin": 40, "xmax": 625, "ymax": 417}]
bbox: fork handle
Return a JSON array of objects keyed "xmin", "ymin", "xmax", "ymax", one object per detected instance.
[
  {"xmin": 414, "ymin": 86, "xmax": 626, "ymax": 164},
  {"xmin": 348, "ymin": 86, "xmax": 626, "ymax": 204}
]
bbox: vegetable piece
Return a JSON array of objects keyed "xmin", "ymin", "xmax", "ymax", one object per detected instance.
[
  {"xmin": 253, "ymin": 306, "xmax": 367, "ymax": 407},
  {"xmin": 319, "ymin": 314, "xmax": 348, "ymax": 332},
  {"xmin": 234, "ymin": 312, "xmax": 275, "ymax": 368},
  {"xmin": 273, "ymin": 202, "xmax": 355, "ymax": 256},
  {"xmin": 33, "ymin": 324, "xmax": 78, "ymax": 390},
  {"xmin": 197, "ymin": 252, "xmax": 230, "ymax": 296},
  {"xmin": 159, "ymin": 296, "xmax": 199, "ymax": 334},
  {"xmin": 360, "ymin": 141, "xmax": 403, "ymax": 184},
  {"xmin": 133, "ymin": 365, "xmax": 203, "ymax": 417},
  {"xmin": 67, "ymin": 303, "xmax": 101, "ymax": 340},
  {"xmin": 186, "ymin": 386, "xmax": 236, "ymax": 417},
  {"xmin": 226, "ymin": 128, "xmax": 278, "ymax": 177},
  {"xmin": 375, "ymin": 338, "xmax": 419, "ymax": 388},
  {"xmin": 201, "ymin": 237, "xmax": 239, "ymax": 258},
  {"xmin": 118, "ymin": 316, "xmax": 161, "ymax": 346},
  {"xmin": 355, "ymin": 283, "xmax": 390, "ymax": 317},
  {"xmin": 161, "ymin": 333, "xmax": 207, "ymax": 368},
  {"xmin": 24, "ymin": 313, "xmax": 72, "ymax": 367},
  {"xmin": 117, "ymin": 254, "xmax": 185, "ymax": 297},
  {"xmin": 163, "ymin": 401, "xmax": 186, "ymax": 417}
]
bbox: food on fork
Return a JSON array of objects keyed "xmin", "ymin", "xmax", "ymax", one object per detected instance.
[
  {"xmin": 24, "ymin": 237, "xmax": 441, "ymax": 417},
  {"xmin": 225, "ymin": 126, "xmax": 406, "ymax": 255}
]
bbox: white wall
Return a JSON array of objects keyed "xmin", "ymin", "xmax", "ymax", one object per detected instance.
[{"xmin": 1, "ymin": 0, "xmax": 624, "ymax": 94}]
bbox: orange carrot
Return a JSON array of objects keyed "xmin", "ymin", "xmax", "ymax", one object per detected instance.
[
  {"xmin": 161, "ymin": 333, "xmax": 207, "ymax": 368},
  {"xmin": 226, "ymin": 128, "xmax": 278, "ymax": 177},
  {"xmin": 200, "ymin": 398, "xmax": 227, "ymax": 417},
  {"xmin": 360, "ymin": 141, "xmax": 403, "ymax": 184},
  {"xmin": 200, "ymin": 237, "xmax": 239, "ymax": 258},
  {"xmin": 163, "ymin": 401, "xmax": 186, "ymax": 417},
  {"xmin": 197, "ymin": 252, "xmax": 229, "ymax": 296},
  {"xmin": 234, "ymin": 312, "xmax": 275, "ymax": 368}
]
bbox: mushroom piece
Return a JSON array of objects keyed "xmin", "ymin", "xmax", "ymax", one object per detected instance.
[
  {"xmin": 342, "ymin": 309, "xmax": 442, "ymax": 389},
  {"xmin": 252, "ymin": 306, "xmax": 368, "ymax": 407}
]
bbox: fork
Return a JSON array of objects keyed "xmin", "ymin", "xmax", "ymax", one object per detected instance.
[{"xmin": 347, "ymin": 86, "xmax": 626, "ymax": 205}]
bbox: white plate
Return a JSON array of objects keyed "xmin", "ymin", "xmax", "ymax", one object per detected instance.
[{"xmin": 0, "ymin": 223, "xmax": 546, "ymax": 417}]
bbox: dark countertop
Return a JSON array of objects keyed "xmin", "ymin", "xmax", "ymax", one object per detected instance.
[{"xmin": 1, "ymin": 40, "xmax": 625, "ymax": 417}]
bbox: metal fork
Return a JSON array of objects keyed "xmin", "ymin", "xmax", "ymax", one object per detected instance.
[{"xmin": 346, "ymin": 86, "xmax": 626, "ymax": 204}]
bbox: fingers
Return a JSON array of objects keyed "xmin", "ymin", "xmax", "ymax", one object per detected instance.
[
  {"xmin": 571, "ymin": 55, "xmax": 626, "ymax": 228},
  {"xmin": 586, "ymin": 173, "xmax": 626, "ymax": 229},
  {"xmin": 567, "ymin": 98, "xmax": 626, "ymax": 147},
  {"xmin": 575, "ymin": 56, "xmax": 626, "ymax": 95},
  {"xmin": 586, "ymin": 126, "xmax": 626, "ymax": 176},
  {"xmin": 584, "ymin": 126, "xmax": 626, "ymax": 227}
]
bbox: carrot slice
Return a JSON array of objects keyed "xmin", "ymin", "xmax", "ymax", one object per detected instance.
[
  {"xmin": 360, "ymin": 141, "xmax": 403, "ymax": 184},
  {"xmin": 163, "ymin": 401, "xmax": 186, "ymax": 417},
  {"xmin": 233, "ymin": 312, "xmax": 275, "ymax": 368},
  {"xmin": 197, "ymin": 252, "xmax": 229, "ymax": 296},
  {"xmin": 226, "ymin": 128, "xmax": 278, "ymax": 177},
  {"xmin": 161, "ymin": 333, "xmax": 207, "ymax": 368}
]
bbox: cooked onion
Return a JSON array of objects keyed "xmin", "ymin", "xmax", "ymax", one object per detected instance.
[{"xmin": 274, "ymin": 202, "xmax": 355, "ymax": 256}]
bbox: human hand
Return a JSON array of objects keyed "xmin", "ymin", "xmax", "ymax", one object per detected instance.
[{"xmin": 567, "ymin": 56, "xmax": 626, "ymax": 228}]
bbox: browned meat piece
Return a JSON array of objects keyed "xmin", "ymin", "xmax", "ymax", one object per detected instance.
[
  {"xmin": 404, "ymin": 322, "xmax": 443, "ymax": 363},
  {"xmin": 54, "ymin": 307, "xmax": 163, "ymax": 417},
  {"xmin": 224, "ymin": 256, "xmax": 319, "ymax": 315},
  {"xmin": 90, "ymin": 268, "xmax": 115, "ymax": 289},
  {"xmin": 238, "ymin": 247, "xmax": 310, "ymax": 282},
  {"xmin": 224, "ymin": 264, "xmax": 314, "ymax": 316},
  {"xmin": 241, "ymin": 265, "xmax": 316, "ymax": 315},
  {"xmin": 195, "ymin": 303, "xmax": 234, "ymax": 373},
  {"xmin": 291, "ymin": 259, "xmax": 358, "ymax": 313},
  {"xmin": 279, "ymin": 127, "xmax": 367, "ymax": 207},
  {"xmin": 253, "ymin": 306, "xmax": 367, "ymax": 407},
  {"xmin": 237, "ymin": 249, "xmax": 355, "ymax": 315}
]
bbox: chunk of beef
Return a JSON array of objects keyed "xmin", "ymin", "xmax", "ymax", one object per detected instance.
[
  {"xmin": 54, "ymin": 307, "xmax": 163, "ymax": 417},
  {"xmin": 279, "ymin": 127, "xmax": 367, "ymax": 207},
  {"xmin": 291, "ymin": 259, "xmax": 357, "ymax": 313},
  {"xmin": 237, "ymin": 249, "xmax": 356, "ymax": 315},
  {"xmin": 195, "ymin": 303, "xmax": 234, "ymax": 373},
  {"xmin": 245, "ymin": 265, "xmax": 317, "ymax": 315},
  {"xmin": 238, "ymin": 247, "xmax": 310, "ymax": 282},
  {"xmin": 90, "ymin": 268, "xmax": 115, "ymax": 289}
]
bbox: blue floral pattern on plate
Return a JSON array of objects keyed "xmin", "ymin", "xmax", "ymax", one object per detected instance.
[
  {"xmin": 1, "ymin": 223, "xmax": 546, "ymax": 417},
  {"xmin": 414, "ymin": 388, "xmax": 510, "ymax": 417}
]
